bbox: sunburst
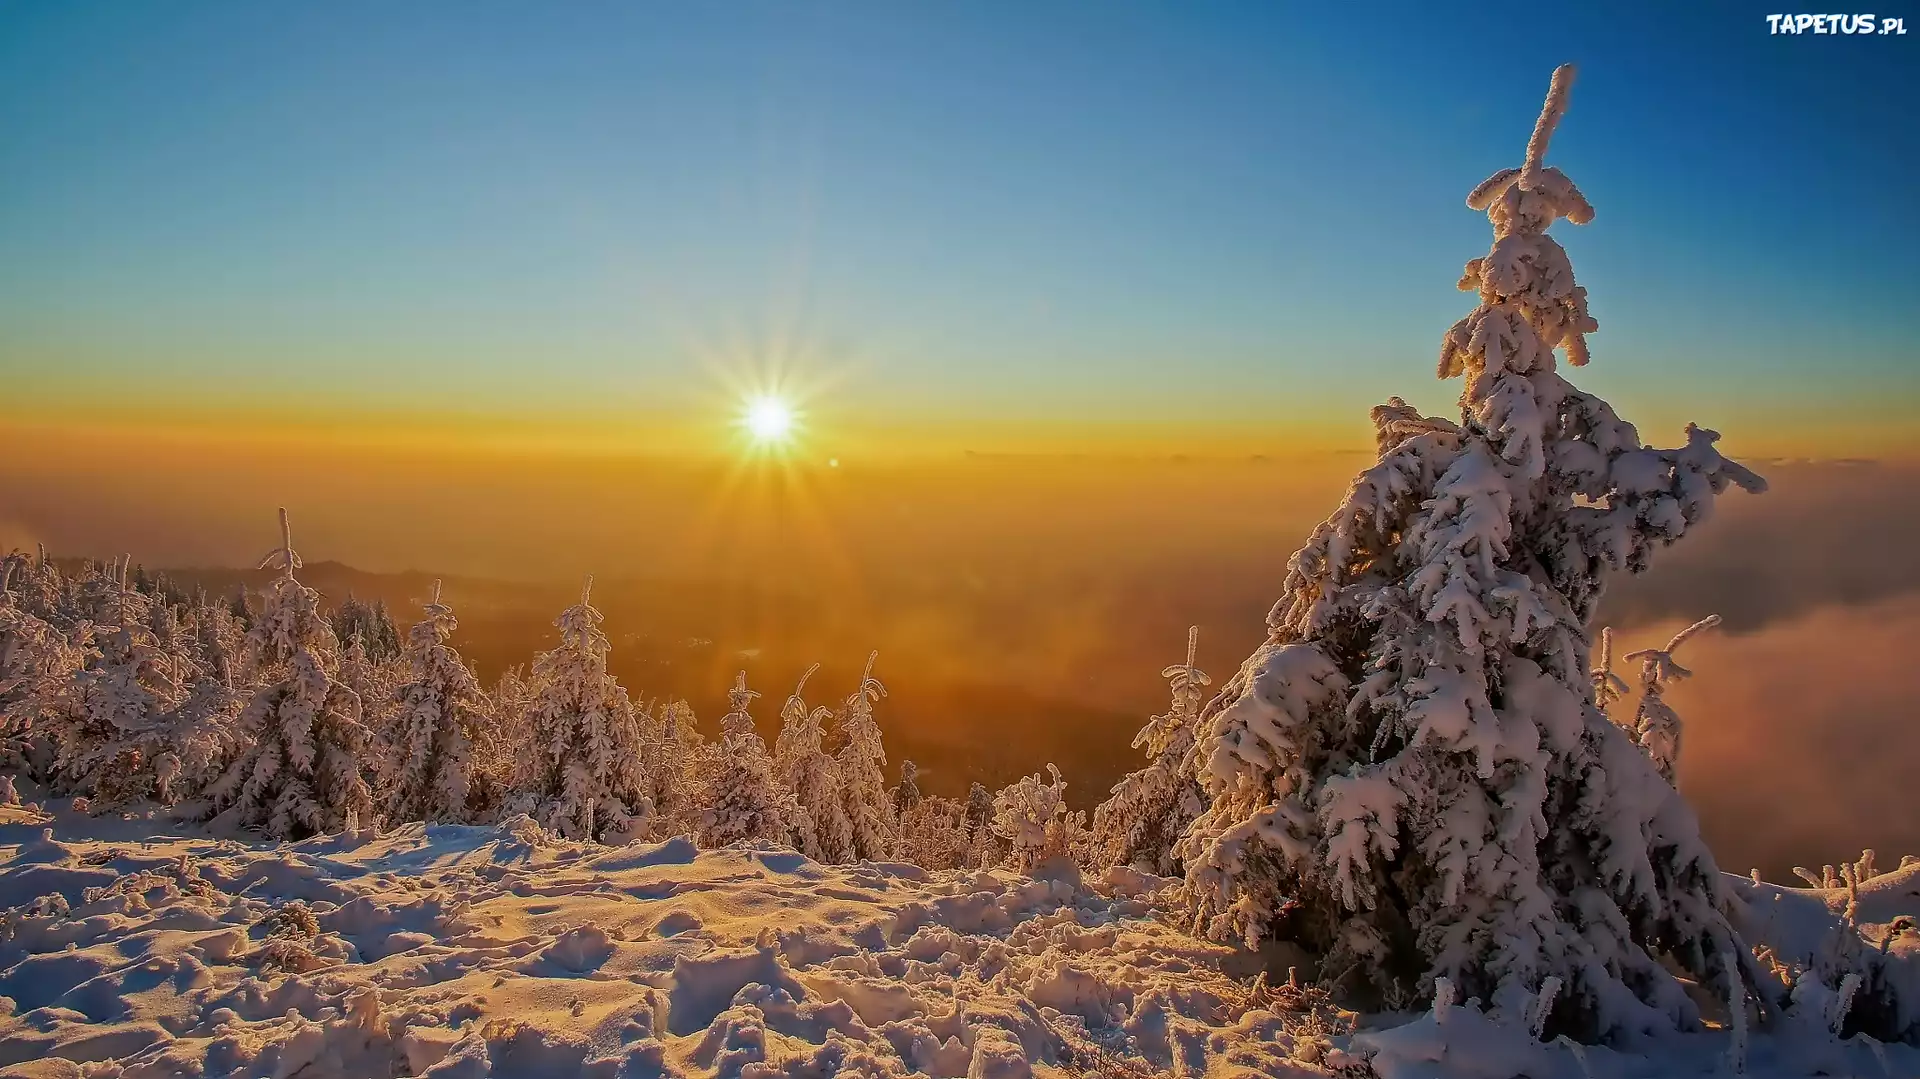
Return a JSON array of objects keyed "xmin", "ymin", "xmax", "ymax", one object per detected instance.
[{"xmin": 743, "ymin": 396, "xmax": 795, "ymax": 446}]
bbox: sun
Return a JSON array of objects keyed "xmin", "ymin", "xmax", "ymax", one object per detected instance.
[{"xmin": 744, "ymin": 396, "xmax": 794, "ymax": 444}]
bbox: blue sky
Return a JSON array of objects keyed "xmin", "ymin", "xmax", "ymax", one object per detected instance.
[{"xmin": 1, "ymin": 1, "xmax": 1914, "ymax": 451}]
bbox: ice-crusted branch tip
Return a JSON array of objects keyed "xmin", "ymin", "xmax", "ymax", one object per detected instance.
[
  {"xmin": 1624, "ymin": 614, "xmax": 1720, "ymax": 687},
  {"xmin": 1465, "ymin": 63, "xmax": 1592, "ymax": 226},
  {"xmin": 257, "ymin": 507, "xmax": 303, "ymax": 580},
  {"xmin": 1521, "ymin": 64, "xmax": 1576, "ymax": 190},
  {"xmin": 854, "ymin": 650, "xmax": 887, "ymax": 706},
  {"xmin": 1160, "ymin": 626, "xmax": 1211, "ymax": 696},
  {"xmin": 792, "ymin": 662, "xmax": 820, "ymax": 701},
  {"xmin": 730, "ymin": 670, "xmax": 760, "ymax": 708},
  {"xmin": 1590, "ymin": 626, "xmax": 1630, "ymax": 709}
]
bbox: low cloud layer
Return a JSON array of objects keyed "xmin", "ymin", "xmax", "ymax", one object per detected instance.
[
  {"xmin": 1609, "ymin": 594, "xmax": 1920, "ymax": 880},
  {"xmin": 1597, "ymin": 461, "xmax": 1920, "ymax": 635},
  {"xmin": 7, "ymin": 432, "xmax": 1914, "ymax": 877}
]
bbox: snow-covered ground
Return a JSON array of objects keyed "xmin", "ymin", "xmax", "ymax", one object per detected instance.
[
  {"xmin": 2, "ymin": 804, "xmax": 1914, "ymax": 1079},
  {"xmin": 0, "ymin": 803, "xmax": 1329, "ymax": 1079}
]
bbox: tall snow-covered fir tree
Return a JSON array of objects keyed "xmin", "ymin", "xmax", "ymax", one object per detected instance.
[
  {"xmin": 1091, "ymin": 626, "xmax": 1212, "ymax": 874},
  {"xmin": 1172, "ymin": 66, "xmax": 1774, "ymax": 1040},
  {"xmin": 515, "ymin": 576, "xmax": 650, "ymax": 841},
  {"xmin": 378, "ymin": 580, "xmax": 495, "ymax": 823},
  {"xmin": 773, "ymin": 665, "xmax": 855, "ymax": 862},
  {"xmin": 200, "ymin": 510, "xmax": 375, "ymax": 837},
  {"xmin": 835, "ymin": 652, "xmax": 897, "ymax": 861},
  {"xmin": 1621, "ymin": 615, "xmax": 1718, "ymax": 786}
]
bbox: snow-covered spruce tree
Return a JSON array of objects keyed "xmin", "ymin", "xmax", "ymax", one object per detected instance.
[
  {"xmin": 369, "ymin": 599, "xmax": 401, "ymax": 660},
  {"xmin": 1621, "ymin": 615, "xmax": 1717, "ymax": 786},
  {"xmin": 835, "ymin": 652, "xmax": 897, "ymax": 861},
  {"xmin": 2, "ymin": 557, "xmax": 46, "ymax": 678},
  {"xmin": 148, "ymin": 591, "xmax": 190, "ymax": 659},
  {"xmin": 771, "ymin": 664, "xmax": 821, "ymax": 785},
  {"xmin": 1092, "ymin": 626, "xmax": 1212, "ymax": 874},
  {"xmin": 0, "ymin": 557, "xmax": 82, "ymax": 774},
  {"xmin": 492, "ymin": 663, "xmax": 533, "ymax": 719},
  {"xmin": 699, "ymin": 671, "xmax": 806, "ymax": 849},
  {"xmin": 144, "ymin": 587, "xmax": 248, "ymax": 804},
  {"xmin": 378, "ymin": 580, "xmax": 495, "ymax": 824},
  {"xmin": 200, "ymin": 510, "xmax": 375, "ymax": 837},
  {"xmin": 226, "ymin": 584, "xmax": 254, "ymax": 630},
  {"xmin": 898, "ymin": 795, "xmax": 972, "ymax": 871},
  {"xmin": 469, "ymin": 663, "xmax": 533, "ymax": 811},
  {"xmin": 334, "ymin": 593, "xmax": 403, "ymax": 664},
  {"xmin": 651, "ymin": 698, "xmax": 708, "ymax": 836},
  {"xmin": 1173, "ymin": 65, "xmax": 1773, "ymax": 1040},
  {"xmin": 3, "ymin": 549, "xmax": 56, "ymax": 626},
  {"xmin": 966, "ymin": 781, "xmax": 994, "ymax": 829},
  {"xmin": 74, "ymin": 555, "xmax": 132, "ymax": 626},
  {"xmin": 894, "ymin": 758, "xmax": 922, "ymax": 815},
  {"xmin": 189, "ymin": 591, "xmax": 245, "ymax": 684},
  {"xmin": 338, "ymin": 636, "xmax": 393, "ymax": 734},
  {"xmin": 152, "ymin": 656, "xmax": 243, "ymax": 805},
  {"xmin": 514, "ymin": 576, "xmax": 650, "ymax": 841},
  {"xmin": 963, "ymin": 781, "xmax": 1002, "ymax": 868},
  {"xmin": 52, "ymin": 558, "xmax": 187, "ymax": 803},
  {"xmin": 773, "ymin": 666, "xmax": 855, "ymax": 862}
]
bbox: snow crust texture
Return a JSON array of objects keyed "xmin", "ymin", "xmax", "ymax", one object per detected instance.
[
  {"xmin": 0, "ymin": 807, "xmax": 1341, "ymax": 1079},
  {"xmin": 2, "ymin": 807, "xmax": 1915, "ymax": 1079}
]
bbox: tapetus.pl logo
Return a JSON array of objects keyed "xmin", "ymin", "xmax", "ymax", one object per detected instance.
[{"xmin": 1765, "ymin": 13, "xmax": 1907, "ymax": 33}]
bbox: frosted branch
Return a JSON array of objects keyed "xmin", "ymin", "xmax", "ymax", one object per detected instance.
[{"xmin": 1521, "ymin": 64, "xmax": 1577, "ymax": 191}]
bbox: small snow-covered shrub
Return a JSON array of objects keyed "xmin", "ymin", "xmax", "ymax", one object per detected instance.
[
  {"xmin": 992, "ymin": 763, "xmax": 1088, "ymax": 872},
  {"xmin": 897, "ymin": 795, "xmax": 972, "ymax": 870}
]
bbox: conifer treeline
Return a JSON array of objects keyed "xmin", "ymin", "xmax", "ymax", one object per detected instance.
[{"xmin": 0, "ymin": 525, "xmax": 1108, "ymax": 874}]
